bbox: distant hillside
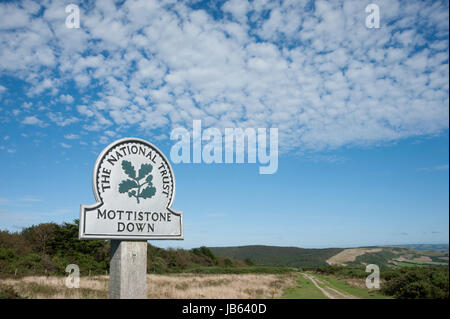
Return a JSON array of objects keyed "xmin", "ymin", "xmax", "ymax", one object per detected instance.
[
  {"xmin": 209, "ymin": 245, "xmax": 449, "ymax": 269},
  {"xmin": 336, "ymin": 246, "xmax": 448, "ymax": 268},
  {"xmin": 327, "ymin": 246, "xmax": 410, "ymax": 268},
  {"xmin": 208, "ymin": 245, "xmax": 343, "ymax": 267},
  {"xmin": 393, "ymin": 244, "xmax": 449, "ymax": 251}
]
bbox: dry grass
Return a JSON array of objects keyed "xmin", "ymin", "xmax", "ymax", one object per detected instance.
[
  {"xmin": 344, "ymin": 277, "xmax": 386, "ymax": 289},
  {"xmin": 0, "ymin": 273, "xmax": 296, "ymax": 299},
  {"xmin": 344, "ymin": 277, "xmax": 369, "ymax": 289},
  {"xmin": 0, "ymin": 276, "xmax": 108, "ymax": 299},
  {"xmin": 326, "ymin": 248, "xmax": 382, "ymax": 266},
  {"xmin": 146, "ymin": 273, "xmax": 295, "ymax": 298},
  {"xmin": 414, "ymin": 256, "xmax": 432, "ymax": 262}
]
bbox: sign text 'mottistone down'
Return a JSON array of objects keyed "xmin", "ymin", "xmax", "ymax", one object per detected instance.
[{"xmin": 97, "ymin": 209, "xmax": 173, "ymax": 233}]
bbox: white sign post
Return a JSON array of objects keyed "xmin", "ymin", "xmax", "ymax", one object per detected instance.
[{"xmin": 79, "ymin": 138, "xmax": 183, "ymax": 298}]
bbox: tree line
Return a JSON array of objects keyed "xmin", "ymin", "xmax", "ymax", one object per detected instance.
[{"xmin": 0, "ymin": 220, "xmax": 246, "ymax": 277}]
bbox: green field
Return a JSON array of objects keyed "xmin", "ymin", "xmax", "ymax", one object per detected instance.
[
  {"xmin": 281, "ymin": 273, "xmax": 327, "ymax": 299},
  {"xmin": 396, "ymin": 260, "xmax": 448, "ymax": 267},
  {"xmin": 280, "ymin": 272, "xmax": 389, "ymax": 299},
  {"xmin": 312, "ymin": 273, "xmax": 389, "ymax": 299}
]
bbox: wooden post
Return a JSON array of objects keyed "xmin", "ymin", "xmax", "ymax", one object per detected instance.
[{"xmin": 109, "ymin": 240, "xmax": 147, "ymax": 299}]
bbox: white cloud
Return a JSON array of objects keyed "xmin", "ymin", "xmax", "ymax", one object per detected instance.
[
  {"xmin": 22, "ymin": 116, "xmax": 45, "ymax": 126},
  {"xmin": 27, "ymin": 78, "xmax": 58, "ymax": 96},
  {"xmin": 19, "ymin": 197, "xmax": 42, "ymax": 202},
  {"xmin": 60, "ymin": 142, "xmax": 71, "ymax": 149},
  {"xmin": 47, "ymin": 112, "xmax": 79, "ymax": 126},
  {"xmin": 99, "ymin": 136, "xmax": 109, "ymax": 144},
  {"xmin": 64, "ymin": 133, "xmax": 79, "ymax": 140},
  {"xmin": 59, "ymin": 94, "xmax": 74, "ymax": 104},
  {"xmin": 0, "ymin": 0, "xmax": 448, "ymax": 154},
  {"xmin": 435, "ymin": 164, "xmax": 449, "ymax": 171},
  {"xmin": 22, "ymin": 102, "xmax": 32, "ymax": 109},
  {"xmin": 0, "ymin": 3, "xmax": 30, "ymax": 30},
  {"xmin": 223, "ymin": 0, "xmax": 250, "ymax": 23},
  {"xmin": 419, "ymin": 164, "xmax": 449, "ymax": 172},
  {"xmin": 105, "ymin": 130, "xmax": 116, "ymax": 137}
]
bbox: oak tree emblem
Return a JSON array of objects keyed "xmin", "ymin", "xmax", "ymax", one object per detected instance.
[{"xmin": 118, "ymin": 160, "xmax": 156, "ymax": 203}]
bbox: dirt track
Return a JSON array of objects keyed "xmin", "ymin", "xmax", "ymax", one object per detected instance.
[{"xmin": 302, "ymin": 273, "xmax": 358, "ymax": 299}]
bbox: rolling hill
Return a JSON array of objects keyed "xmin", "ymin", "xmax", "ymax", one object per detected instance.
[
  {"xmin": 393, "ymin": 244, "xmax": 449, "ymax": 251},
  {"xmin": 209, "ymin": 245, "xmax": 449, "ymax": 268},
  {"xmin": 208, "ymin": 245, "xmax": 344, "ymax": 267}
]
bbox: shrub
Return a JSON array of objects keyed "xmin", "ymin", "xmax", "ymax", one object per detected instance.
[
  {"xmin": 224, "ymin": 258, "xmax": 234, "ymax": 267},
  {"xmin": 244, "ymin": 258, "xmax": 255, "ymax": 266},
  {"xmin": 381, "ymin": 267, "xmax": 449, "ymax": 299}
]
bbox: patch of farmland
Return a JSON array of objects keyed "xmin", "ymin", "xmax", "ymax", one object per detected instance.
[
  {"xmin": 413, "ymin": 256, "xmax": 432, "ymax": 262},
  {"xmin": 326, "ymin": 248, "xmax": 382, "ymax": 266}
]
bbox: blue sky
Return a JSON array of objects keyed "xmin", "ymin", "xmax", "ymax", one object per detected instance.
[{"xmin": 0, "ymin": 0, "xmax": 448, "ymax": 248}]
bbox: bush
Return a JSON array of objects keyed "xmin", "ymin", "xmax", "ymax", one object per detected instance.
[
  {"xmin": 313, "ymin": 265, "xmax": 375, "ymax": 279},
  {"xmin": 381, "ymin": 267, "xmax": 449, "ymax": 299},
  {"xmin": 244, "ymin": 258, "xmax": 255, "ymax": 266},
  {"xmin": 185, "ymin": 266, "xmax": 292, "ymax": 274},
  {"xmin": 0, "ymin": 248, "xmax": 16, "ymax": 262},
  {"xmin": 224, "ymin": 258, "xmax": 233, "ymax": 267}
]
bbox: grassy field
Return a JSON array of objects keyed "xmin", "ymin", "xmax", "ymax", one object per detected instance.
[
  {"xmin": 280, "ymin": 272, "xmax": 389, "ymax": 299},
  {"xmin": 281, "ymin": 273, "xmax": 327, "ymax": 299},
  {"xmin": 396, "ymin": 260, "xmax": 448, "ymax": 267},
  {"xmin": 0, "ymin": 273, "xmax": 297, "ymax": 299},
  {"xmin": 0, "ymin": 272, "xmax": 385, "ymax": 299},
  {"xmin": 0, "ymin": 276, "xmax": 108, "ymax": 299},
  {"xmin": 311, "ymin": 273, "xmax": 389, "ymax": 299},
  {"xmin": 4, "ymin": 269, "xmax": 447, "ymax": 299}
]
